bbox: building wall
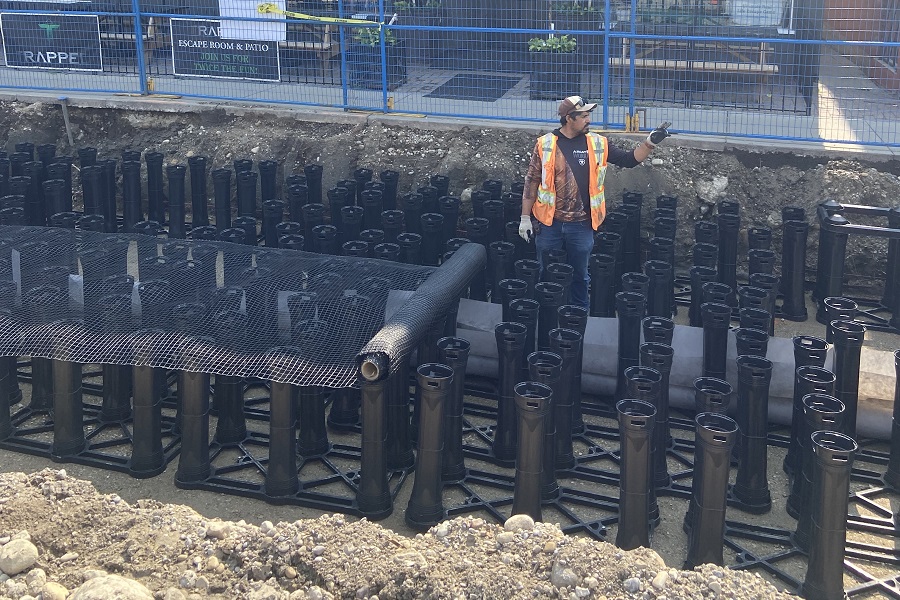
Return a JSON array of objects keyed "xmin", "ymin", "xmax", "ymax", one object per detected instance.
[{"xmin": 824, "ymin": 0, "xmax": 900, "ymax": 91}]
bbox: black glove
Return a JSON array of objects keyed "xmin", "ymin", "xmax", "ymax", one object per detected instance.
[{"xmin": 647, "ymin": 122, "xmax": 672, "ymax": 147}]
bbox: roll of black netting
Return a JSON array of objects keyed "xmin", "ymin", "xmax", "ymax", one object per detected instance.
[
  {"xmin": 212, "ymin": 169, "xmax": 233, "ymax": 231},
  {"xmin": 511, "ymin": 381, "xmax": 552, "ymax": 522},
  {"xmin": 287, "ymin": 184, "xmax": 308, "ymax": 224},
  {"xmin": 544, "ymin": 263, "xmax": 574, "ymax": 306},
  {"xmin": 419, "ymin": 213, "xmax": 444, "ymax": 267},
  {"xmin": 641, "ymin": 342, "xmax": 674, "ymax": 487},
  {"xmin": 616, "ymin": 399, "xmax": 656, "ymax": 551},
  {"xmin": 748, "ymin": 249, "xmax": 776, "ymax": 276},
  {"xmin": 734, "ymin": 328, "xmax": 768, "ymax": 358},
  {"xmin": 528, "ymin": 351, "xmax": 562, "ymax": 501},
  {"xmin": 303, "ymin": 164, "xmax": 323, "ymax": 205},
  {"xmin": 234, "ymin": 216, "xmax": 258, "ymax": 246},
  {"xmin": 747, "ymin": 226, "xmax": 772, "ymax": 251},
  {"xmin": 589, "ymin": 253, "xmax": 616, "ymax": 317},
  {"xmin": 644, "ymin": 260, "xmax": 673, "ymax": 318},
  {"xmin": 642, "ymin": 316, "xmax": 674, "ymax": 345},
  {"xmin": 341, "ymin": 206, "xmax": 364, "ymax": 244},
  {"xmin": 471, "ymin": 189, "xmax": 491, "ymax": 220},
  {"xmin": 832, "ymin": 320, "xmax": 865, "ymax": 438},
  {"xmin": 621, "ymin": 271, "xmax": 649, "ymax": 298},
  {"xmin": 439, "ymin": 337, "xmax": 470, "ymax": 483},
  {"xmin": 145, "ymin": 152, "xmax": 165, "ymax": 224},
  {"xmin": 692, "ymin": 243, "xmax": 718, "ymax": 269},
  {"xmin": 483, "ymin": 179, "xmax": 503, "ymax": 202},
  {"xmin": 438, "ymin": 196, "xmax": 460, "ymax": 242},
  {"xmin": 701, "ymin": 303, "xmax": 731, "ymax": 380},
  {"xmin": 550, "ymin": 327, "xmax": 581, "ymax": 470},
  {"xmin": 493, "ymin": 322, "xmax": 526, "ymax": 467},
  {"xmin": 788, "ymin": 393, "xmax": 844, "ymax": 523},
  {"xmin": 683, "ymin": 412, "xmax": 737, "ymax": 569},
  {"xmin": 188, "ymin": 156, "xmax": 209, "ymax": 228},
  {"xmin": 483, "ymin": 200, "xmax": 505, "ymax": 244},
  {"xmin": 801, "ymin": 432, "xmax": 857, "ymax": 600},
  {"xmin": 514, "ymin": 259, "xmax": 540, "ymax": 300},
  {"xmin": 716, "ymin": 212, "xmax": 739, "ymax": 292},
  {"xmin": 781, "ymin": 221, "xmax": 809, "ymax": 321},
  {"xmin": 122, "ymin": 161, "xmax": 143, "ymax": 232},
  {"xmin": 397, "ymin": 193, "xmax": 421, "ymax": 236},
  {"xmin": 689, "ymin": 266, "xmax": 717, "ymax": 327},
  {"xmin": 557, "ymin": 305, "xmax": 587, "ymax": 433},
  {"xmin": 380, "ymin": 170, "xmax": 399, "ymax": 210},
  {"xmin": 733, "ymin": 355, "xmax": 773, "ymax": 514},
  {"xmin": 262, "ymin": 200, "xmax": 285, "ymax": 248},
  {"xmin": 694, "ymin": 377, "xmax": 732, "ymax": 414},
  {"xmin": 236, "ymin": 171, "xmax": 258, "ymax": 219},
  {"xmin": 397, "ymin": 233, "xmax": 422, "ymax": 266},
  {"xmin": 535, "ymin": 281, "xmax": 564, "ymax": 352},
  {"xmin": 695, "ymin": 221, "xmax": 718, "ymax": 245},
  {"xmin": 167, "ymin": 165, "xmax": 187, "ymax": 239},
  {"xmin": 615, "ymin": 291, "xmax": 645, "ymax": 400},
  {"xmin": 621, "ymin": 203, "xmax": 642, "ymax": 275},
  {"xmin": 813, "ymin": 213, "xmax": 849, "ymax": 309}
]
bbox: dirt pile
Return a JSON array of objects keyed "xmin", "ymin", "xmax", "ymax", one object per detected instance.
[{"xmin": 0, "ymin": 469, "xmax": 797, "ymax": 600}]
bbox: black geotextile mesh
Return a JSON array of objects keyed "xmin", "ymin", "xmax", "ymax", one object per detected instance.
[
  {"xmin": 0, "ymin": 225, "xmax": 436, "ymax": 388},
  {"xmin": 358, "ymin": 242, "xmax": 486, "ymax": 380}
]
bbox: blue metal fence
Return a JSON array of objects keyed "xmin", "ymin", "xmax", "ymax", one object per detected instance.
[{"xmin": 0, "ymin": 0, "xmax": 897, "ymax": 146}]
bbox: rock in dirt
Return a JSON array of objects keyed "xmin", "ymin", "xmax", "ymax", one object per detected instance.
[
  {"xmin": 0, "ymin": 538, "xmax": 38, "ymax": 575},
  {"xmin": 70, "ymin": 574, "xmax": 154, "ymax": 599}
]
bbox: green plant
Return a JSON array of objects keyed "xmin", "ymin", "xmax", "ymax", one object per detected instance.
[
  {"xmin": 550, "ymin": 1, "xmax": 597, "ymax": 14},
  {"xmin": 528, "ymin": 34, "xmax": 577, "ymax": 53},
  {"xmin": 353, "ymin": 27, "xmax": 399, "ymax": 46},
  {"xmin": 394, "ymin": 0, "xmax": 440, "ymax": 9}
]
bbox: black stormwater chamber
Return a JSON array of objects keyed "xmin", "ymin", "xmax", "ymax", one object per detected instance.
[
  {"xmin": 615, "ymin": 399, "xmax": 655, "ymax": 551},
  {"xmin": 624, "ymin": 365, "xmax": 662, "ymax": 528},
  {"xmin": 732, "ymin": 355, "xmax": 774, "ymax": 514},
  {"xmin": 492, "ymin": 322, "xmax": 527, "ymax": 467},
  {"xmin": 783, "ymin": 334, "xmax": 830, "ymax": 475},
  {"xmin": 701, "ymin": 302, "xmax": 731, "ymax": 381},
  {"xmin": 527, "ymin": 351, "xmax": 563, "ymax": 502},
  {"xmin": 615, "ymin": 291, "xmax": 645, "ymax": 400},
  {"xmin": 831, "ymin": 320, "xmax": 865, "ymax": 438},
  {"xmin": 511, "ymin": 381, "xmax": 552, "ymax": 522}
]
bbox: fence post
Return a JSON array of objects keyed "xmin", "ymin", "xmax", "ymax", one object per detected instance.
[{"xmin": 131, "ymin": 0, "xmax": 149, "ymax": 95}]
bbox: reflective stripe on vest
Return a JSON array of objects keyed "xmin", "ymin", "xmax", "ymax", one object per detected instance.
[{"xmin": 533, "ymin": 132, "xmax": 608, "ymax": 230}]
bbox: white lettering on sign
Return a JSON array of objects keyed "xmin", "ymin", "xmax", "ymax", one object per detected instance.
[
  {"xmin": 22, "ymin": 51, "xmax": 80, "ymax": 64},
  {"xmin": 197, "ymin": 25, "xmax": 220, "ymax": 37}
]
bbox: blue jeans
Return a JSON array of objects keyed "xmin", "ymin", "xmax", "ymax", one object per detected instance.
[{"xmin": 534, "ymin": 219, "xmax": 594, "ymax": 309}]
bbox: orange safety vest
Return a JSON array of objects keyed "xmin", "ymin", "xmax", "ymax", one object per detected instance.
[{"xmin": 531, "ymin": 131, "xmax": 608, "ymax": 230}]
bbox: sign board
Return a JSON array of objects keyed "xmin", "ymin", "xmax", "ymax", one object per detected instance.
[
  {"xmin": 170, "ymin": 19, "xmax": 281, "ymax": 82},
  {"xmin": 218, "ymin": 0, "xmax": 286, "ymax": 42},
  {"xmin": 0, "ymin": 13, "xmax": 102, "ymax": 71}
]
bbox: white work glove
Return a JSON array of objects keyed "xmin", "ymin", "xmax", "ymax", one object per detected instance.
[
  {"xmin": 645, "ymin": 121, "xmax": 673, "ymax": 148},
  {"xmin": 518, "ymin": 215, "xmax": 533, "ymax": 243}
]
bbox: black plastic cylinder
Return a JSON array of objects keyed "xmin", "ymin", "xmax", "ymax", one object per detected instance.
[
  {"xmin": 641, "ymin": 316, "xmax": 674, "ymax": 345},
  {"xmin": 701, "ymin": 302, "xmax": 731, "ymax": 380},
  {"xmin": 401, "ymin": 193, "xmax": 423, "ymax": 236},
  {"xmin": 212, "ymin": 168, "xmax": 233, "ymax": 231},
  {"xmin": 739, "ymin": 307, "xmax": 771, "ymax": 333},
  {"xmin": 406, "ymin": 363, "xmax": 453, "ymax": 530},
  {"xmin": 419, "ymin": 212, "xmax": 444, "ymax": 267},
  {"xmin": 236, "ymin": 170, "xmax": 258, "ymax": 218},
  {"xmin": 788, "ymin": 393, "xmax": 845, "ymax": 523},
  {"xmin": 340, "ymin": 205, "xmax": 364, "ymax": 243},
  {"xmin": 535, "ymin": 282, "xmax": 564, "ymax": 352},
  {"xmin": 130, "ymin": 355, "xmax": 165, "ymax": 476},
  {"xmin": 187, "ymin": 156, "xmax": 209, "ymax": 228},
  {"xmin": 732, "ymin": 355, "xmax": 774, "ymax": 514},
  {"xmin": 822, "ymin": 297, "xmax": 857, "ymax": 344},
  {"xmin": 167, "ymin": 164, "xmax": 187, "ymax": 239},
  {"xmin": 621, "ymin": 271, "xmax": 649, "ymax": 298},
  {"xmin": 145, "ymin": 152, "xmax": 165, "ymax": 224},
  {"xmin": 438, "ymin": 337, "xmax": 470, "ymax": 483},
  {"xmin": 814, "ymin": 214, "xmax": 849, "ymax": 315},
  {"xmin": 0, "ymin": 347, "xmax": 11, "ymax": 440},
  {"xmin": 287, "ymin": 184, "xmax": 308, "ymax": 224},
  {"xmin": 81, "ymin": 165, "xmax": 102, "ymax": 216},
  {"xmin": 641, "ymin": 342, "xmax": 674, "ymax": 488},
  {"xmin": 747, "ymin": 226, "xmax": 772, "ymax": 251},
  {"xmin": 550, "ymin": 327, "xmax": 582, "ymax": 471},
  {"xmin": 684, "ymin": 412, "xmax": 738, "ymax": 569},
  {"xmin": 303, "ymin": 164, "xmax": 323, "ymax": 205},
  {"xmin": 695, "ymin": 220, "xmax": 718, "ymax": 245},
  {"xmin": 589, "ymin": 253, "xmax": 616, "ymax": 317},
  {"xmin": 801, "ymin": 432, "xmax": 857, "ymax": 600},
  {"xmin": 357, "ymin": 372, "xmax": 393, "ymax": 520},
  {"xmin": 624, "ymin": 365, "xmax": 662, "ymax": 526},
  {"xmin": 883, "ymin": 207, "xmax": 900, "ymax": 311},
  {"xmin": 296, "ymin": 385, "xmax": 329, "ymax": 457},
  {"xmin": 233, "ymin": 216, "xmax": 258, "ymax": 246},
  {"xmin": 831, "ymin": 319, "xmax": 865, "ymax": 438},
  {"xmin": 493, "ymin": 322, "xmax": 527, "ymax": 467},
  {"xmin": 615, "ymin": 291, "xmax": 645, "ymax": 400},
  {"xmin": 121, "ymin": 160, "xmax": 142, "ymax": 232},
  {"xmin": 358, "ymin": 188, "xmax": 382, "ymax": 232},
  {"xmin": 174, "ymin": 363, "xmax": 211, "ymax": 485},
  {"xmin": 615, "ymin": 399, "xmax": 656, "ymax": 551},
  {"xmin": 301, "ymin": 204, "xmax": 325, "ymax": 252},
  {"xmin": 258, "ymin": 160, "xmax": 278, "ymax": 204},
  {"xmin": 734, "ymin": 327, "xmax": 768, "ymax": 358},
  {"xmin": 380, "ymin": 209, "xmax": 404, "ymax": 243},
  {"xmin": 704, "ymin": 280, "xmax": 736, "ymax": 310},
  {"xmin": 689, "ymin": 266, "xmax": 717, "ymax": 327},
  {"xmin": 621, "ymin": 201, "xmax": 643, "ymax": 275},
  {"xmin": 595, "ymin": 230, "xmax": 623, "ymax": 292},
  {"xmin": 557, "ymin": 304, "xmax": 587, "ymax": 435},
  {"xmin": 716, "ymin": 212, "xmax": 740, "ymax": 292},
  {"xmin": 397, "ymin": 232, "xmax": 422, "ymax": 266},
  {"xmin": 51, "ymin": 346, "xmax": 85, "ymax": 457},
  {"xmin": 692, "ymin": 243, "xmax": 718, "ymax": 269},
  {"xmin": 267, "ymin": 379, "xmax": 299, "ymax": 497},
  {"xmin": 262, "ymin": 200, "xmax": 285, "ymax": 248},
  {"xmin": 748, "ymin": 248, "xmax": 776, "ymax": 276},
  {"xmin": 379, "ymin": 170, "xmax": 399, "ymax": 210},
  {"xmin": 528, "ymin": 351, "xmax": 563, "ymax": 501},
  {"xmin": 511, "ymin": 381, "xmax": 552, "ymax": 522},
  {"xmin": 644, "ymin": 260, "xmax": 673, "ymax": 318},
  {"xmin": 694, "ymin": 377, "xmax": 732, "ymax": 414}
]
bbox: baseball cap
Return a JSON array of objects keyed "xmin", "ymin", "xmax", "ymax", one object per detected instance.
[{"xmin": 558, "ymin": 96, "xmax": 597, "ymax": 117}]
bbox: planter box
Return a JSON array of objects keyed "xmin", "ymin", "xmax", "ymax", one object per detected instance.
[
  {"xmin": 529, "ymin": 51, "xmax": 580, "ymax": 100},
  {"xmin": 347, "ymin": 42, "xmax": 408, "ymax": 90},
  {"xmin": 550, "ymin": 11, "xmax": 603, "ymax": 69}
]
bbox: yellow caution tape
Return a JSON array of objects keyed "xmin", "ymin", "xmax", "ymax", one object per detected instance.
[{"xmin": 257, "ymin": 3, "xmax": 381, "ymax": 28}]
